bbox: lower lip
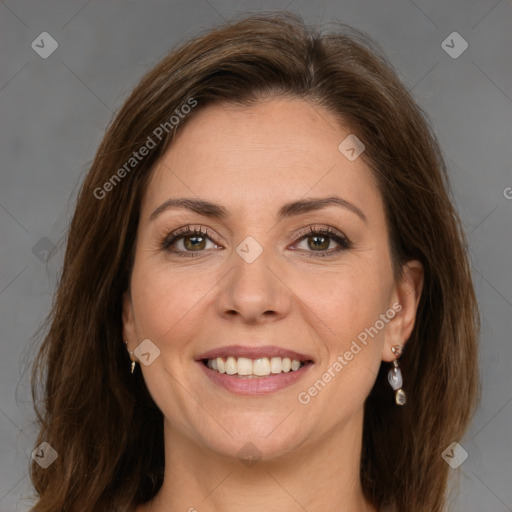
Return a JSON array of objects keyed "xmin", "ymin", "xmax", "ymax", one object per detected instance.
[{"xmin": 197, "ymin": 361, "xmax": 314, "ymax": 395}]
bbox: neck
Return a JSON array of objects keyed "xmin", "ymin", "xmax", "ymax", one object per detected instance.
[{"xmin": 139, "ymin": 406, "xmax": 377, "ymax": 512}]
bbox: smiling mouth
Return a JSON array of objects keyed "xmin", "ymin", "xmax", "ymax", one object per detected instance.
[{"xmin": 202, "ymin": 356, "xmax": 313, "ymax": 378}]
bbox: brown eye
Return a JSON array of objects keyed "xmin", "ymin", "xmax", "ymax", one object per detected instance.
[
  {"xmin": 292, "ymin": 227, "xmax": 352, "ymax": 257},
  {"xmin": 307, "ymin": 234, "xmax": 330, "ymax": 251},
  {"xmin": 161, "ymin": 226, "xmax": 222, "ymax": 256},
  {"xmin": 183, "ymin": 235, "xmax": 207, "ymax": 251}
]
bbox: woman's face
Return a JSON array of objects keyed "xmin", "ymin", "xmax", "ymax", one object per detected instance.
[{"xmin": 123, "ymin": 98, "xmax": 420, "ymax": 460}]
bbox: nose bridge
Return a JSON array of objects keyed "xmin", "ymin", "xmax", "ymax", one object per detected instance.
[{"xmin": 217, "ymin": 236, "xmax": 290, "ymax": 321}]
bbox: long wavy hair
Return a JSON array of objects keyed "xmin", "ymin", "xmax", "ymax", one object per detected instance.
[{"xmin": 30, "ymin": 11, "xmax": 479, "ymax": 512}]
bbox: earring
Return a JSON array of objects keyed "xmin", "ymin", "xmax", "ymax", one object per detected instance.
[
  {"xmin": 124, "ymin": 340, "xmax": 137, "ymax": 374},
  {"xmin": 388, "ymin": 345, "xmax": 406, "ymax": 405}
]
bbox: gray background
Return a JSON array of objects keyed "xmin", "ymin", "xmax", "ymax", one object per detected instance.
[{"xmin": 0, "ymin": 1, "xmax": 511, "ymax": 510}]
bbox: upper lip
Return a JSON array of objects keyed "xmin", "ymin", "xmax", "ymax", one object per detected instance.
[{"xmin": 196, "ymin": 344, "xmax": 314, "ymax": 362}]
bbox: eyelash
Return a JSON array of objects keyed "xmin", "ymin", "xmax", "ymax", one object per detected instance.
[
  {"xmin": 293, "ymin": 225, "xmax": 352, "ymax": 256},
  {"xmin": 160, "ymin": 225, "xmax": 352, "ymax": 258}
]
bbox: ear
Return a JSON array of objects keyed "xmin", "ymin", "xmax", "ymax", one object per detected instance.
[
  {"xmin": 382, "ymin": 260, "xmax": 424, "ymax": 362},
  {"xmin": 122, "ymin": 290, "xmax": 138, "ymax": 354}
]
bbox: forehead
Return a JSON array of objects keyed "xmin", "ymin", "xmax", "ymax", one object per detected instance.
[{"xmin": 142, "ymin": 99, "xmax": 381, "ymax": 218}]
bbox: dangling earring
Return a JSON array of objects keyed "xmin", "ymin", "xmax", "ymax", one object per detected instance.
[
  {"xmin": 124, "ymin": 340, "xmax": 137, "ymax": 374},
  {"xmin": 388, "ymin": 345, "xmax": 406, "ymax": 405}
]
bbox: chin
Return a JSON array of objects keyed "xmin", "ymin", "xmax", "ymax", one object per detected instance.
[{"xmin": 196, "ymin": 417, "xmax": 306, "ymax": 462}]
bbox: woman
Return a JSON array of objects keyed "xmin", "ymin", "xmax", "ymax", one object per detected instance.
[{"xmin": 30, "ymin": 11, "xmax": 479, "ymax": 512}]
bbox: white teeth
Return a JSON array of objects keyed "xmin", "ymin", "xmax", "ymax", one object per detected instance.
[
  {"xmin": 236, "ymin": 357, "xmax": 253, "ymax": 376},
  {"xmin": 270, "ymin": 357, "xmax": 282, "ymax": 374},
  {"xmin": 225, "ymin": 356, "xmax": 237, "ymax": 375},
  {"xmin": 205, "ymin": 356, "xmax": 306, "ymax": 376},
  {"xmin": 252, "ymin": 358, "xmax": 271, "ymax": 376}
]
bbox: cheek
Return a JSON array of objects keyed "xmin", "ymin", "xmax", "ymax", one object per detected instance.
[
  {"xmin": 293, "ymin": 273, "xmax": 388, "ymax": 421},
  {"xmin": 296, "ymin": 264, "xmax": 391, "ymax": 343},
  {"xmin": 130, "ymin": 264, "xmax": 215, "ymax": 343}
]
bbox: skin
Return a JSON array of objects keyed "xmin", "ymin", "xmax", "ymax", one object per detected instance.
[{"xmin": 123, "ymin": 98, "xmax": 423, "ymax": 512}]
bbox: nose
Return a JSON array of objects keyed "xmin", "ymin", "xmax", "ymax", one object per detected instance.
[{"xmin": 215, "ymin": 246, "xmax": 292, "ymax": 325}]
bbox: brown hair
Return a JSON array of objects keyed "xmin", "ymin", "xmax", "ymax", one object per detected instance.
[{"xmin": 30, "ymin": 11, "xmax": 479, "ymax": 512}]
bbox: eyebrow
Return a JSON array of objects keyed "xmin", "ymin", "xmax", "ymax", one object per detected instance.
[{"xmin": 149, "ymin": 196, "xmax": 367, "ymax": 224}]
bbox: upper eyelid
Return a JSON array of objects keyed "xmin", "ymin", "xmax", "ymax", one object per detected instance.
[
  {"xmin": 170, "ymin": 225, "xmax": 222, "ymax": 243},
  {"xmin": 290, "ymin": 224, "xmax": 347, "ymax": 241},
  {"xmin": 166, "ymin": 225, "xmax": 217, "ymax": 238}
]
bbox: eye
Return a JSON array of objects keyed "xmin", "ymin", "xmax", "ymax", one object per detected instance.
[
  {"xmin": 161, "ymin": 224, "xmax": 352, "ymax": 258},
  {"xmin": 161, "ymin": 225, "xmax": 222, "ymax": 256},
  {"xmin": 291, "ymin": 225, "xmax": 352, "ymax": 257}
]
